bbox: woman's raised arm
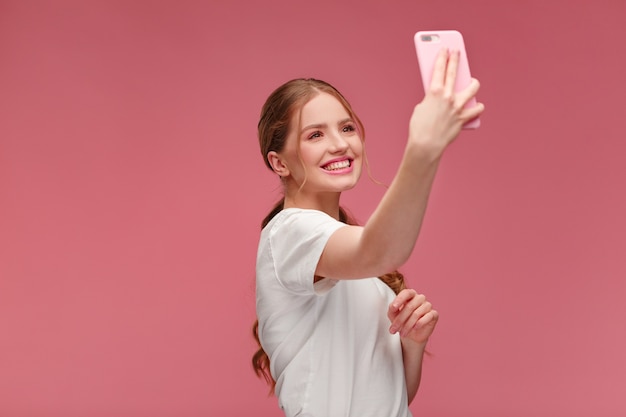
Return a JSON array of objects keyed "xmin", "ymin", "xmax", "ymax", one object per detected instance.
[{"xmin": 316, "ymin": 48, "xmax": 484, "ymax": 280}]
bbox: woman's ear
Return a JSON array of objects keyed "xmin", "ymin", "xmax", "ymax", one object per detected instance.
[{"xmin": 267, "ymin": 151, "xmax": 290, "ymax": 177}]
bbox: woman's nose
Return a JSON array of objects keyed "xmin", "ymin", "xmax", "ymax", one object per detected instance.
[{"xmin": 328, "ymin": 132, "xmax": 349, "ymax": 152}]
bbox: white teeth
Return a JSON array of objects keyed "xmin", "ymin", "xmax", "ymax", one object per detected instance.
[{"xmin": 323, "ymin": 160, "xmax": 350, "ymax": 171}]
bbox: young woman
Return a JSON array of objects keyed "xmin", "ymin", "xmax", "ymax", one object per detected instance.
[{"xmin": 252, "ymin": 49, "xmax": 484, "ymax": 417}]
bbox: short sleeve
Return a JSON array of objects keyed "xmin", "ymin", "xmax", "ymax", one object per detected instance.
[{"xmin": 266, "ymin": 209, "xmax": 346, "ymax": 295}]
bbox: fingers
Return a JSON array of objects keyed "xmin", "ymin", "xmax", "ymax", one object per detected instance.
[
  {"xmin": 388, "ymin": 288, "xmax": 417, "ymax": 314},
  {"xmin": 443, "ymin": 49, "xmax": 460, "ymax": 97},
  {"xmin": 399, "ymin": 302, "xmax": 434, "ymax": 337},
  {"xmin": 409, "ymin": 49, "xmax": 484, "ymax": 157},
  {"xmin": 429, "ymin": 48, "xmax": 449, "ymax": 92},
  {"xmin": 455, "ymin": 78, "xmax": 481, "ymax": 108},
  {"xmin": 423, "ymin": 50, "xmax": 483, "ymax": 127},
  {"xmin": 429, "ymin": 48, "xmax": 460, "ymax": 96},
  {"xmin": 455, "ymin": 78, "xmax": 485, "ymax": 119},
  {"xmin": 429, "ymin": 51, "xmax": 481, "ymax": 112},
  {"xmin": 445, "ymin": 77, "xmax": 484, "ymax": 127},
  {"xmin": 419, "ymin": 309, "xmax": 439, "ymax": 329},
  {"xmin": 462, "ymin": 102, "xmax": 485, "ymax": 123},
  {"xmin": 388, "ymin": 289, "xmax": 435, "ymax": 337}
]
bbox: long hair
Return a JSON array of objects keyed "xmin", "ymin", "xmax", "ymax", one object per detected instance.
[{"xmin": 252, "ymin": 78, "xmax": 406, "ymax": 395}]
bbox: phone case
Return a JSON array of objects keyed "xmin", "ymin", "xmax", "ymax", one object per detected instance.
[{"xmin": 414, "ymin": 30, "xmax": 480, "ymax": 129}]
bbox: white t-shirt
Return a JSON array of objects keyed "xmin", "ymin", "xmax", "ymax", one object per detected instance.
[{"xmin": 256, "ymin": 208, "xmax": 411, "ymax": 417}]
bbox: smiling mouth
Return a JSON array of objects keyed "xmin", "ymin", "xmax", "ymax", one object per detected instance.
[{"xmin": 322, "ymin": 160, "xmax": 351, "ymax": 171}]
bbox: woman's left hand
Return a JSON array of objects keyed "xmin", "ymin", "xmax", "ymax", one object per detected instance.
[{"xmin": 387, "ymin": 289, "xmax": 439, "ymax": 345}]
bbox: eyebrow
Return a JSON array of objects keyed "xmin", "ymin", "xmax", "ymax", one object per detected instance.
[{"xmin": 300, "ymin": 118, "xmax": 354, "ymax": 133}]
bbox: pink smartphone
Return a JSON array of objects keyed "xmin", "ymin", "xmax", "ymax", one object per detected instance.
[{"xmin": 414, "ymin": 30, "xmax": 480, "ymax": 129}]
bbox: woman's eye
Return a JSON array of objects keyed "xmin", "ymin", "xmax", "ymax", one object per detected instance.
[
  {"xmin": 308, "ymin": 131, "xmax": 322, "ymax": 140},
  {"xmin": 342, "ymin": 124, "xmax": 356, "ymax": 133}
]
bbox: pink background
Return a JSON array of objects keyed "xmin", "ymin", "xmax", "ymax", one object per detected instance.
[{"xmin": 1, "ymin": 1, "xmax": 625, "ymax": 416}]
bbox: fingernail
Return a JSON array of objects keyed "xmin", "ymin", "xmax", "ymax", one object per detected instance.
[{"xmin": 389, "ymin": 326, "xmax": 397, "ymax": 334}]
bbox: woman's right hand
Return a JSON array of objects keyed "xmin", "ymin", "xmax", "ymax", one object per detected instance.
[{"xmin": 408, "ymin": 48, "xmax": 484, "ymax": 158}]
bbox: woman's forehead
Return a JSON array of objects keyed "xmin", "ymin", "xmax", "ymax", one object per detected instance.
[{"xmin": 298, "ymin": 93, "xmax": 351, "ymax": 124}]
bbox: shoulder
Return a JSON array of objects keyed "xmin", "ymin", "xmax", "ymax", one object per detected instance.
[
  {"xmin": 263, "ymin": 208, "xmax": 344, "ymax": 236},
  {"xmin": 256, "ymin": 208, "xmax": 347, "ymax": 295},
  {"xmin": 258, "ymin": 208, "xmax": 347, "ymax": 269}
]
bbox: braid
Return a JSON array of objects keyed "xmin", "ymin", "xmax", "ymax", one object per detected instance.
[
  {"xmin": 261, "ymin": 198, "xmax": 285, "ymax": 228},
  {"xmin": 252, "ymin": 199, "xmax": 284, "ymax": 395}
]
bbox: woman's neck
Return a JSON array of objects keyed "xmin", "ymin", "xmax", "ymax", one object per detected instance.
[{"xmin": 283, "ymin": 192, "xmax": 341, "ymax": 220}]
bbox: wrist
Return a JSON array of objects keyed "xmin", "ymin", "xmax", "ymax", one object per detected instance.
[
  {"xmin": 400, "ymin": 336, "xmax": 429, "ymax": 352},
  {"xmin": 404, "ymin": 139, "xmax": 444, "ymax": 166}
]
